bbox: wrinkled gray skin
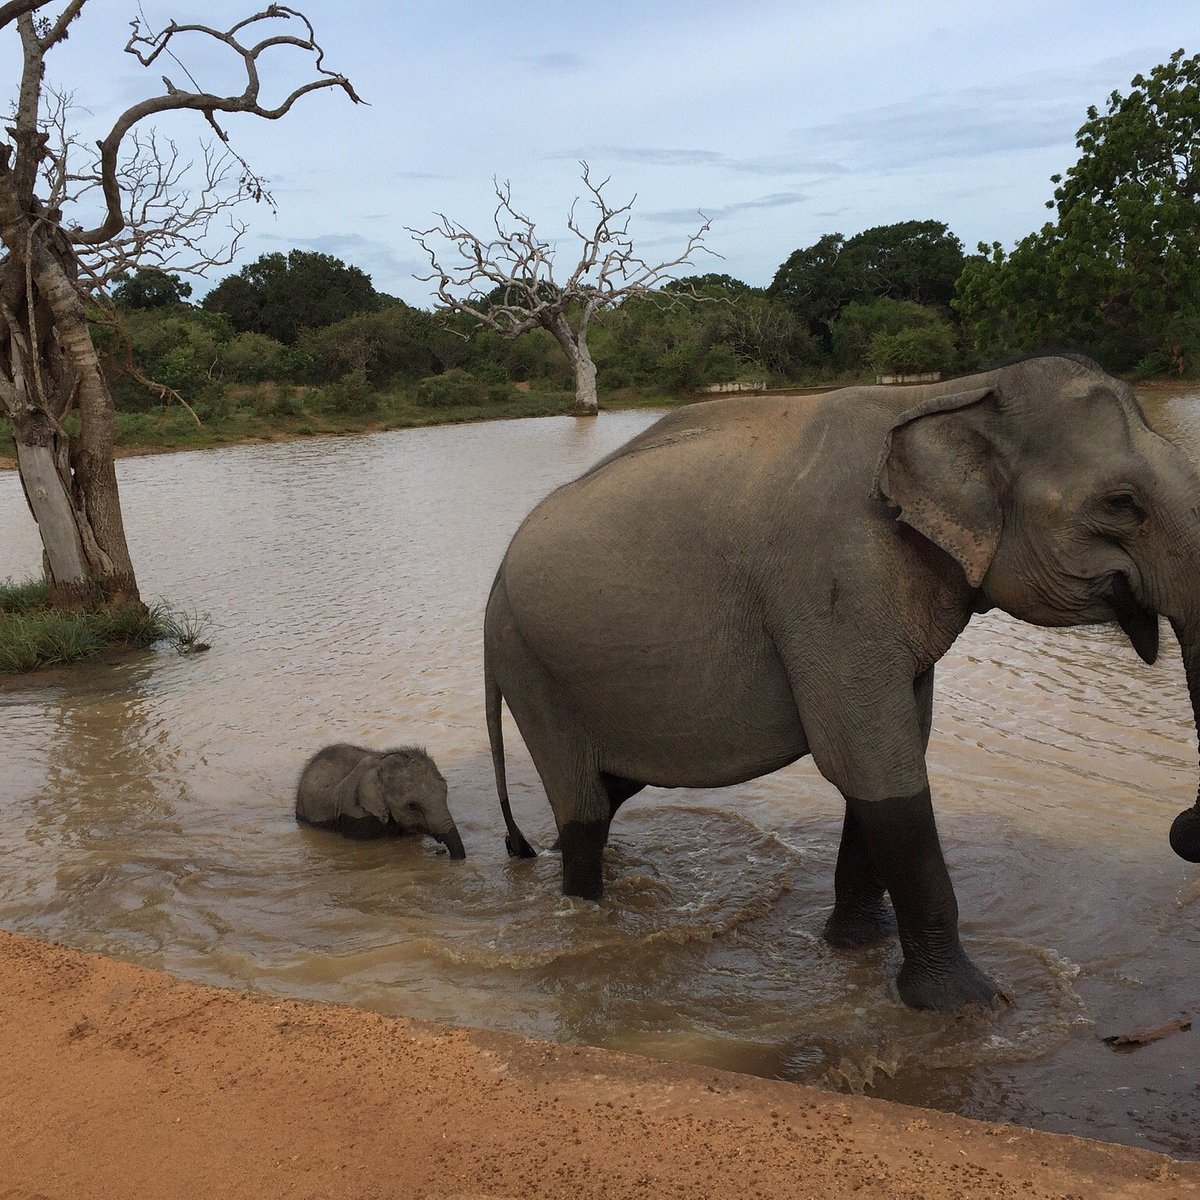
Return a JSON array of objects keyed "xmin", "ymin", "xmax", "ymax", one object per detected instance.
[
  {"xmin": 485, "ymin": 355, "xmax": 1200, "ymax": 1011},
  {"xmin": 295, "ymin": 743, "xmax": 465, "ymax": 859}
]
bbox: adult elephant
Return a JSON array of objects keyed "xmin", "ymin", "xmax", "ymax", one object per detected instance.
[{"xmin": 484, "ymin": 355, "xmax": 1200, "ymax": 1010}]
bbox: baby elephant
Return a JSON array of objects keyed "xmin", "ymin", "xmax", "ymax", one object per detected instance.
[{"xmin": 295, "ymin": 743, "xmax": 466, "ymax": 859}]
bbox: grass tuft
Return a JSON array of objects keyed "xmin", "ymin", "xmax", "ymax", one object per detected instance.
[{"xmin": 0, "ymin": 578, "xmax": 211, "ymax": 673}]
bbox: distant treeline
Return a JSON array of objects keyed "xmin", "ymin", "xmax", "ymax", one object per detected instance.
[
  {"xmin": 92, "ymin": 222, "xmax": 977, "ymax": 418},
  {"xmin": 91, "ymin": 48, "xmax": 1200, "ymax": 418}
]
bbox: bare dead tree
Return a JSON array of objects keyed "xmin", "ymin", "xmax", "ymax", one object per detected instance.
[
  {"xmin": 411, "ymin": 163, "xmax": 712, "ymax": 415},
  {"xmin": 0, "ymin": 3, "xmax": 361, "ymax": 610}
]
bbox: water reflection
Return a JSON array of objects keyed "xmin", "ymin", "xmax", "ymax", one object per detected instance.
[{"xmin": 0, "ymin": 396, "xmax": 1198, "ymax": 1157}]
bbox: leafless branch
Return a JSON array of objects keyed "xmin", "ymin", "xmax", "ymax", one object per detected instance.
[
  {"xmin": 36, "ymin": 0, "xmax": 83, "ymax": 49},
  {"xmin": 409, "ymin": 161, "xmax": 714, "ymax": 341},
  {"xmin": 0, "ymin": 0, "xmax": 51, "ymax": 34},
  {"xmin": 32, "ymin": 89, "xmax": 253, "ymax": 287},
  {"xmin": 73, "ymin": 5, "xmax": 362, "ymax": 245}
]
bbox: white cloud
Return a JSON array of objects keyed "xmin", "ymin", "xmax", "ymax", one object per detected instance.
[{"xmin": 15, "ymin": 0, "xmax": 1193, "ymax": 305}]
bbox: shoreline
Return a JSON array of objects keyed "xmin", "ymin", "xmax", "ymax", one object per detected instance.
[
  {"xmin": 1, "ymin": 929, "xmax": 1196, "ymax": 1199},
  {"xmin": 1, "ymin": 377, "xmax": 1195, "ymax": 474}
]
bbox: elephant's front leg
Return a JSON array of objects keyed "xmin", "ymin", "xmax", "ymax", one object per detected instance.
[
  {"xmin": 799, "ymin": 666, "xmax": 995, "ymax": 1010},
  {"xmin": 822, "ymin": 805, "xmax": 896, "ymax": 948},
  {"xmin": 847, "ymin": 787, "xmax": 998, "ymax": 1011},
  {"xmin": 823, "ymin": 668, "xmax": 934, "ymax": 950}
]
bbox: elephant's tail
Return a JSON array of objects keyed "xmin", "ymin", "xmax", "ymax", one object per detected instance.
[{"xmin": 485, "ymin": 658, "xmax": 537, "ymax": 859}]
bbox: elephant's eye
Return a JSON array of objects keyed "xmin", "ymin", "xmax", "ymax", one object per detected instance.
[{"xmin": 1103, "ymin": 493, "xmax": 1146, "ymax": 522}]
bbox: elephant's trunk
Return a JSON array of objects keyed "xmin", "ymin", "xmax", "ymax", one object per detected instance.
[
  {"xmin": 1169, "ymin": 618, "xmax": 1200, "ymax": 862},
  {"xmin": 436, "ymin": 823, "xmax": 466, "ymax": 860}
]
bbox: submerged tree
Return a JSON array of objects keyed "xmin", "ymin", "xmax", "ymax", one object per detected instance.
[
  {"xmin": 0, "ymin": 4, "xmax": 359, "ymax": 609},
  {"xmin": 411, "ymin": 164, "xmax": 712, "ymax": 415}
]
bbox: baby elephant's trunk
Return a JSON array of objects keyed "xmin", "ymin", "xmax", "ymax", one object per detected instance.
[{"xmin": 437, "ymin": 823, "xmax": 466, "ymax": 860}]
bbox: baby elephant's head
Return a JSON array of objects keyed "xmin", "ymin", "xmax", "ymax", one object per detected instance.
[{"xmin": 367, "ymin": 747, "xmax": 465, "ymax": 859}]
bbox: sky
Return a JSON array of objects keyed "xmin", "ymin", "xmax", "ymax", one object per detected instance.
[{"xmin": 6, "ymin": 1, "xmax": 1197, "ymax": 307}]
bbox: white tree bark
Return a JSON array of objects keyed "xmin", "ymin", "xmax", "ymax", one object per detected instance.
[
  {"xmin": 573, "ymin": 338, "xmax": 599, "ymax": 415},
  {"xmin": 13, "ymin": 440, "xmax": 88, "ymax": 586}
]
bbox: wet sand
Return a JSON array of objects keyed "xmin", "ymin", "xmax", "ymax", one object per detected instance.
[{"xmin": 1, "ymin": 931, "xmax": 1195, "ymax": 1200}]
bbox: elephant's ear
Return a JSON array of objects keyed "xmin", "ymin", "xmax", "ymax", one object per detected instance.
[
  {"xmin": 354, "ymin": 764, "xmax": 391, "ymax": 822},
  {"xmin": 871, "ymin": 386, "xmax": 1003, "ymax": 589},
  {"xmin": 331, "ymin": 757, "xmax": 384, "ymax": 821}
]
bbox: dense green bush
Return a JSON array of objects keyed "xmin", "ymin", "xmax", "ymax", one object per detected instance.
[
  {"xmin": 414, "ymin": 368, "xmax": 488, "ymax": 408},
  {"xmin": 831, "ymin": 299, "xmax": 947, "ymax": 370},
  {"xmin": 101, "ymin": 306, "xmax": 232, "ymax": 410},
  {"xmin": 869, "ymin": 322, "xmax": 958, "ymax": 375},
  {"xmin": 219, "ymin": 331, "xmax": 290, "ymax": 382},
  {"xmin": 300, "ymin": 304, "xmax": 443, "ymax": 385},
  {"xmin": 316, "ymin": 369, "xmax": 376, "ymax": 414}
]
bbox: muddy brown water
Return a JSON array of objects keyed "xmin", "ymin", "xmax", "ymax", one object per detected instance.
[{"xmin": 2, "ymin": 392, "xmax": 1198, "ymax": 1157}]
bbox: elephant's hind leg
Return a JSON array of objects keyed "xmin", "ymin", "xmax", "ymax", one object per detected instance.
[
  {"xmin": 491, "ymin": 643, "xmax": 613, "ymax": 899},
  {"xmin": 559, "ymin": 811, "xmax": 611, "ymax": 899},
  {"xmin": 551, "ymin": 773, "xmax": 646, "ymax": 898},
  {"xmin": 601, "ymin": 772, "xmax": 645, "ymax": 819}
]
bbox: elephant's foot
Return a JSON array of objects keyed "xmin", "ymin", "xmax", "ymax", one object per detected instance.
[
  {"xmin": 559, "ymin": 819, "xmax": 608, "ymax": 900},
  {"xmin": 823, "ymin": 900, "xmax": 897, "ymax": 949},
  {"xmin": 896, "ymin": 948, "xmax": 1002, "ymax": 1012}
]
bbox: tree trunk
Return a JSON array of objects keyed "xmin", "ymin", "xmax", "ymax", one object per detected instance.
[
  {"xmin": 0, "ymin": 191, "xmax": 142, "ymax": 611},
  {"xmin": 571, "ymin": 336, "xmax": 599, "ymax": 417},
  {"xmin": 11, "ymin": 412, "xmax": 90, "ymax": 606},
  {"xmin": 544, "ymin": 314, "xmax": 599, "ymax": 417}
]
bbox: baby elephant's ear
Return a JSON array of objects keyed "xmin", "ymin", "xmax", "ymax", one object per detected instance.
[
  {"xmin": 355, "ymin": 763, "xmax": 390, "ymax": 821},
  {"xmin": 871, "ymin": 386, "xmax": 1003, "ymax": 589}
]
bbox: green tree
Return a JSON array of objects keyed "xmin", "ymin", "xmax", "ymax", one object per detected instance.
[
  {"xmin": 720, "ymin": 291, "xmax": 819, "ymax": 379},
  {"xmin": 112, "ymin": 267, "xmax": 192, "ymax": 309},
  {"xmin": 590, "ymin": 292, "xmax": 740, "ymax": 393},
  {"xmin": 846, "ymin": 220, "xmax": 965, "ymax": 308},
  {"xmin": 770, "ymin": 221, "xmax": 964, "ymax": 346},
  {"xmin": 667, "ymin": 272, "xmax": 755, "ymax": 296},
  {"xmin": 203, "ymin": 250, "xmax": 381, "ymax": 345},
  {"xmin": 767, "ymin": 232, "xmax": 854, "ymax": 342},
  {"xmin": 956, "ymin": 49, "xmax": 1200, "ymax": 373}
]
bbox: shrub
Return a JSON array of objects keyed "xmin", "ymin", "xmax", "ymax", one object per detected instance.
[
  {"xmin": 869, "ymin": 322, "xmax": 958, "ymax": 375},
  {"xmin": 220, "ymin": 331, "xmax": 289, "ymax": 382},
  {"xmin": 317, "ymin": 368, "xmax": 376, "ymax": 414},
  {"xmin": 414, "ymin": 368, "xmax": 488, "ymax": 408},
  {"xmin": 831, "ymin": 299, "xmax": 946, "ymax": 370}
]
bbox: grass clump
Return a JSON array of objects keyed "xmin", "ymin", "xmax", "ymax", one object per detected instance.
[{"xmin": 0, "ymin": 578, "xmax": 209, "ymax": 673}]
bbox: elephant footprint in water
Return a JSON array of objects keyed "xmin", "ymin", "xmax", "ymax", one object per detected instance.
[{"xmin": 295, "ymin": 743, "xmax": 466, "ymax": 859}]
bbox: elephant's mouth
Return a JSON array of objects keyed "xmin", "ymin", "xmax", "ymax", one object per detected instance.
[{"xmin": 1108, "ymin": 573, "xmax": 1160, "ymax": 664}]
